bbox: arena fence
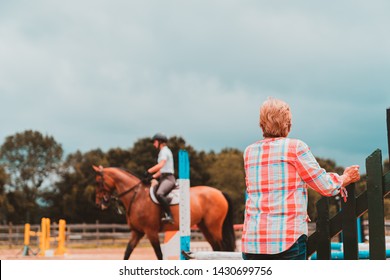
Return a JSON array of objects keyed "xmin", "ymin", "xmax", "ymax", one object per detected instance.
[
  {"xmin": 0, "ymin": 223, "xmax": 245, "ymax": 248},
  {"xmin": 307, "ymin": 149, "xmax": 390, "ymax": 259},
  {"xmin": 307, "ymin": 108, "xmax": 390, "ymax": 260}
]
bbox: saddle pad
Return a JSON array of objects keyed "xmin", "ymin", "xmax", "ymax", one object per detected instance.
[{"xmin": 150, "ymin": 185, "xmax": 180, "ymax": 205}]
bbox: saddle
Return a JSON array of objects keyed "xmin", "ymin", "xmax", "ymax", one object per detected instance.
[{"xmin": 149, "ymin": 183, "xmax": 180, "ymax": 205}]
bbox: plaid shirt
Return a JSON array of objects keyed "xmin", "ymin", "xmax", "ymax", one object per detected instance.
[{"xmin": 241, "ymin": 137, "xmax": 343, "ymax": 254}]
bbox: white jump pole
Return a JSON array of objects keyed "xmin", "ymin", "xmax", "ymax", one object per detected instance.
[{"xmin": 178, "ymin": 149, "xmax": 191, "ymax": 260}]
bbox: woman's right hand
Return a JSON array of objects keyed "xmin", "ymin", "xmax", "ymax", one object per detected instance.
[{"xmin": 341, "ymin": 165, "xmax": 360, "ymax": 187}]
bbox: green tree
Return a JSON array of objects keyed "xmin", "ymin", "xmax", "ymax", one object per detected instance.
[
  {"xmin": 45, "ymin": 149, "xmax": 123, "ymax": 223},
  {"xmin": 106, "ymin": 148, "xmax": 132, "ymax": 169},
  {"xmin": 127, "ymin": 137, "xmax": 157, "ymax": 176},
  {"xmin": 0, "ymin": 166, "xmax": 11, "ymax": 224},
  {"xmin": 0, "ymin": 130, "xmax": 63, "ymax": 223},
  {"xmin": 207, "ymin": 148, "xmax": 246, "ymax": 224},
  {"xmin": 167, "ymin": 136, "xmax": 210, "ymax": 186}
]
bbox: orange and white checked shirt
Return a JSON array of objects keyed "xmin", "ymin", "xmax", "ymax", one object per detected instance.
[{"xmin": 241, "ymin": 137, "xmax": 344, "ymax": 254}]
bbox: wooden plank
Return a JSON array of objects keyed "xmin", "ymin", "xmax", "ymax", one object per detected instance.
[
  {"xmin": 341, "ymin": 183, "xmax": 358, "ymax": 259},
  {"xmin": 356, "ymin": 191, "xmax": 368, "ymax": 217},
  {"xmin": 316, "ymin": 197, "xmax": 331, "ymax": 259},
  {"xmin": 366, "ymin": 149, "xmax": 386, "ymax": 260},
  {"xmin": 329, "ymin": 208, "xmax": 343, "ymax": 237},
  {"xmin": 306, "ymin": 231, "xmax": 319, "ymax": 257}
]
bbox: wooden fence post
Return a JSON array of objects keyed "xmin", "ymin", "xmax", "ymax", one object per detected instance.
[
  {"xmin": 96, "ymin": 220, "xmax": 100, "ymax": 246},
  {"xmin": 366, "ymin": 149, "xmax": 386, "ymax": 260},
  {"xmin": 387, "ymin": 108, "xmax": 390, "ymax": 162},
  {"xmin": 8, "ymin": 222, "xmax": 13, "ymax": 248},
  {"xmin": 341, "ymin": 183, "xmax": 358, "ymax": 259},
  {"xmin": 316, "ymin": 197, "xmax": 330, "ymax": 259}
]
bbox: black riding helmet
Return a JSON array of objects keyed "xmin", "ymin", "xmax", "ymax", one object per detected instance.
[{"xmin": 152, "ymin": 133, "xmax": 168, "ymax": 143}]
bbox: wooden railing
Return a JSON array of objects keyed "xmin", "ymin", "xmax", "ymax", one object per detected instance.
[
  {"xmin": 307, "ymin": 107, "xmax": 390, "ymax": 259},
  {"xmin": 307, "ymin": 156, "xmax": 390, "ymax": 259}
]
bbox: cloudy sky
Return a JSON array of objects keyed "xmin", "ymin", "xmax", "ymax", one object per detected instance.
[{"xmin": 1, "ymin": 0, "xmax": 389, "ymax": 173}]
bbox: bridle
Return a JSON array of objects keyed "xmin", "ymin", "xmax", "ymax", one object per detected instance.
[
  {"xmin": 96, "ymin": 170, "xmax": 111, "ymax": 208},
  {"xmin": 96, "ymin": 169, "xmax": 143, "ymax": 214}
]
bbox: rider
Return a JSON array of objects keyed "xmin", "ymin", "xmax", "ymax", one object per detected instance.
[{"xmin": 145, "ymin": 133, "xmax": 176, "ymax": 224}]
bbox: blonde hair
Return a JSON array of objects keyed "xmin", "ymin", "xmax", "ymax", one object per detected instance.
[{"xmin": 259, "ymin": 97, "xmax": 292, "ymax": 138}]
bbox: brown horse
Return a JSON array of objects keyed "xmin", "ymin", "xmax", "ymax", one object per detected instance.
[{"xmin": 93, "ymin": 165, "xmax": 236, "ymax": 260}]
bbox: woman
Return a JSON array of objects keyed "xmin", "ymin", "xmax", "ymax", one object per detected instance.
[
  {"xmin": 146, "ymin": 133, "xmax": 176, "ymax": 224},
  {"xmin": 242, "ymin": 97, "xmax": 360, "ymax": 260}
]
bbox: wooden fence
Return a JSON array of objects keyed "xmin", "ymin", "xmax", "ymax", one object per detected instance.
[
  {"xmin": 307, "ymin": 108, "xmax": 390, "ymax": 260},
  {"xmin": 307, "ymin": 150, "xmax": 390, "ymax": 259},
  {"xmin": 0, "ymin": 222, "xmax": 245, "ymax": 248},
  {"xmin": 0, "ymin": 222, "xmax": 132, "ymax": 248}
]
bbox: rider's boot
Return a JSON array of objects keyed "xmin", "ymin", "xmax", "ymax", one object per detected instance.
[{"xmin": 156, "ymin": 195, "xmax": 174, "ymax": 224}]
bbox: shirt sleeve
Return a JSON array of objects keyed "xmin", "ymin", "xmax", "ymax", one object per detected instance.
[
  {"xmin": 158, "ymin": 148, "xmax": 169, "ymax": 163},
  {"xmin": 294, "ymin": 140, "xmax": 343, "ymax": 196}
]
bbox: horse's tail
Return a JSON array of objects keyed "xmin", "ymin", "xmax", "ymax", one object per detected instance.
[{"xmin": 221, "ymin": 192, "xmax": 236, "ymax": 251}]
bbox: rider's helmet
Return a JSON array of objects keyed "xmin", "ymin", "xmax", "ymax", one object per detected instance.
[{"xmin": 152, "ymin": 133, "xmax": 168, "ymax": 143}]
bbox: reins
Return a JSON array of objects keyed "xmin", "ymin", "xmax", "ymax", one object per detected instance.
[
  {"xmin": 117, "ymin": 182, "xmax": 142, "ymax": 216},
  {"xmin": 117, "ymin": 182, "xmax": 142, "ymax": 198}
]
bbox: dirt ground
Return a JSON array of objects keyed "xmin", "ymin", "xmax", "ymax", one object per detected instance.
[
  {"xmin": 0, "ymin": 246, "xmax": 156, "ymax": 260},
  {"xmin": 0, "ymin": 241, "xmax": 217, "ymax": 260}
]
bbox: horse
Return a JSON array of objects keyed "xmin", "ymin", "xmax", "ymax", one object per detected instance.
[{"xmin": 93, "ymin": 165, "xmax": 236, "ymax": 260}]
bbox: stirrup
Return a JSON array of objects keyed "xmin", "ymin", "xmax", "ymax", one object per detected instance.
[{"xmin": 161, "ymin": 214, "xmax": 174, "ymax": 224}]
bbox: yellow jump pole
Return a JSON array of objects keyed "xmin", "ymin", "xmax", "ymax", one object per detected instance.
[
  {"xmin": 22, "ymin": 223, "xmax": 31, "ymax": 256},
  {"xmin": 45, "ymin": 218, "xmax": 51, "ymax": 252},
  {"xmin": 55, "ymin": 219, "xmax": 66, "ymax": 255},
  {"xmin": 39, "ymin": 218, "xmax": 45, "ymax": 255},
  {"xmin": 39, "ymin": 217, "xmax": 51, "ymax": 256}
]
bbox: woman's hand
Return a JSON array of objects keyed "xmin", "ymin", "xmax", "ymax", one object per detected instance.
[{"xmin": 341, "ymin": 165, "xmax": 360, "ymax": 187}]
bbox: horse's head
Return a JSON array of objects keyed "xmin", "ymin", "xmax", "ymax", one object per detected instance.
[{"xmin": 93, "ymin": 165, "xmax": 116, "ymax": 210}]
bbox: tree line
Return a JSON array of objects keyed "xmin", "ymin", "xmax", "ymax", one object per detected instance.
[{"xmin": 0, "ymin": 130, "xmax": 388, "ymax": 225}]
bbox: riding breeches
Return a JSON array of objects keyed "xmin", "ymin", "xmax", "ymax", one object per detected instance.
[{"xmin": 155, "ymin": 174, "xmax": 176, "ymax": 197}]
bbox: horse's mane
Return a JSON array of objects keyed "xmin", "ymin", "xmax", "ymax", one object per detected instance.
[
  {"xmin": 115, "ymin": 168, "xmax": 142, "ymax": 179},
  {"xmin": 106, "ymin": 167, "xmax": 151, "ymax": 188}
]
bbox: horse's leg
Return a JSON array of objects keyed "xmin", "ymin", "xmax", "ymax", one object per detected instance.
[
  {"xmin": 195, "ymin": 192, "xmax": 230, "ymax": 251},
  {"xmin": 201, "ymin": 192, "xmax": 236, "ymax": 252},
  {"xmin": 124, "ymin": 230, "xmax": 144, "ymax": 260},
  {"xmin": 197, "ymin": 221, "xmax": 223, "ymax": 251},
  {"xmin": 146, "ymin": 232, "xmax": 163, "ymax": 260}
]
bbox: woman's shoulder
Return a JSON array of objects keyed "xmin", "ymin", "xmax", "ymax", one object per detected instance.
[
  {"xmin": 243, "ymin": 140, "xmax": 263, "ymax": 155},
  {"xmin": 285, "ymin": 137, "xmax": 306, "ymax": 144},
  {"xmin": 285, "ymin": 138, "xmax": 310, "ymax": 151}
]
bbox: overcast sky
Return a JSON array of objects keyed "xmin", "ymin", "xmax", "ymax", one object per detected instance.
[{"xmin": 1, "ymin": 0, "xmax": 389, "ymax": 173}]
